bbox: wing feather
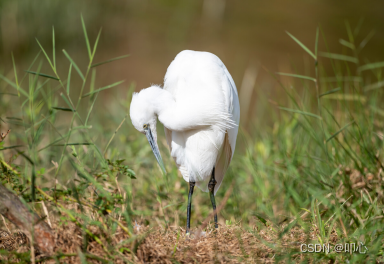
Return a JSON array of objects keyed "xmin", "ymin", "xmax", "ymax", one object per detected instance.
[{"xmin": 214, "ymin": 131, "xmax": 232, "ymax": 194}]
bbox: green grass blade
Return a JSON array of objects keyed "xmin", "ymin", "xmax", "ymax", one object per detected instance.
[
  {"xmin": 53, "ymin": 143, "xmax": 93, "ymax": 146},
  {"xmin": 91, "ymin": 54, "xmax": 130, "ymax": 68},
  {"xmin": 322, "ymin": 94, "xmax": 366, "ymax": 103},
  {"xmin": 11, "ymin": 53, "xmax": 20, "ymax": 96},
  {"xmin": 60, "ymin": 93, "xmax": 74, "ymax": 110},
  {"xmin": 77, "ymin": 248, "xmax": 87, "ymax": 264},
  {"xmin": 6, "ymin": 117, "xmax": 23, "ymax": 120},
  {"xmin": 359, "ymin": 30, "xmax": 375, "ymax": 50},
  {"xmin": 37, "ymin": 127, "xmax": 90, "ymax": 152},
  {"xmin": 25, "ymin": 71, "xmax": 59, "ymax": 81},
  {"xmin": 0, "ymin": 145, "xmax": 25, "ymax": 151},
  {"xmin": 320, "ymin": 52, "xmax": 358, "ymax": 63},
  {"xmin": 345, "ymin": 20, "xmax": 354, "ymax": 44},
  {"xmin": 326, "ymin": 120, "xmax": 355, "ymax": 143},
  {"xmin": 91, "ymin": 28, "xmax": 102, "ymax": 60},
  {"xmin": 85, "ymin": 92, "xmax": 99, "ymax": 126},
  {"xmin": 90, "ymin": 68, "xmax": 96, "ymax": 94},
  {"xmin": 0, "ymin": 74, "xmax": 29, "ymax": 97},
  {"xmin": 35, "ymin": 38, "xmax": 54, "ymax": 70},
  {"xmin": 359, "ymin": 61, "xmax": 384, "ymax": 72},
  {"xmin": 52, "ymin": 26, "xmax": 56, "ymax": 69},
  {"xmin": 67, "ymin": 63, "xmax": 72, "ymax": 95},
  {"xmin": 52, "ymin": 106, "xmax": 76, "ymax": 112},
  {"xmin": 286, "ymin": 31, "xmax": 316, "ymax": 60},
  {"xmin": 315, "ymin": 26, "xmax": 319, "ymax": 58},
  {"xmin": 354, "ymin": 17, "xmax": 364, "ymax": 37},
  {"xmin": 339, "ymin": 39, "xmax": 355, "ymax": 50},
  {"xmin": 320, "ymin": 76, "xmax": 361, "ymax": 83},
  {"xmin": 81, "ymin": 14, "xmax": 92, "ymax": 60},
  {"xmin": 370, "ymin": 105, "xmax": 384, "ymax": 118},
  {"xmin": 62, "ymin": 50, "xmax": 84, "ymax": 80},
  {"xmin": 279, "ymin": 107, "xmax": 322, "ymax": 120},
  {"xmin": 33, "ymin": 119, "xmax": 46, "ymax": 145},
  {"xmin": 82, "ymin": 80, "xmax": 125, "ymax": 98},
  {"xmin": 0, "ymin": 93, "xmax": 18, "ymax": 96},
  {"xmin": 319, "ymin": 87, "xmax": 341, "ymax": 98},
  {"xmin": 364, "ymin": 81, "xmax": 384, "ymax": 92},
  {"xmin": 276, "ymin": 72, "xmax": 316, "ymax": 82},
  {"xmin": 19, "ymin": 51, "xmax": 41, "ymax": 86}
]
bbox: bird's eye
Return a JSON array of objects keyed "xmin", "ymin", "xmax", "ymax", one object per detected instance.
[{"xmin": 143, "ymin": 124, "xmax": 148, "ymax": 129}]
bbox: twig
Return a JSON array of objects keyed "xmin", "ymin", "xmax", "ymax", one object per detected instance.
[
  {"xmin": 1, "ymin": 214, "xmax": 10, "ymax": 232},
  {"xmin": 41, "ymin": 201, "xmax": 52, "ymax": 228},
  {"xmin": 0, "ymin": 129, "xmax": 11, "ymax": 142}
]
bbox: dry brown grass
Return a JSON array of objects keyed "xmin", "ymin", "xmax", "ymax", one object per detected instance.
[{"xmin": 1, "ymin": 217, "xmax": 340, "ymax": 263}]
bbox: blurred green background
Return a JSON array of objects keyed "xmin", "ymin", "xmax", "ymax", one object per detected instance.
[{"xmin": 1, "ymin": 0, "xmax": 383, "ymax": 124}]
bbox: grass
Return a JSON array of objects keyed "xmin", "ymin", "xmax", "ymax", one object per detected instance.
[{"xmin": 1, "ymin": 20, "xmax": 384, "ymax": 263}]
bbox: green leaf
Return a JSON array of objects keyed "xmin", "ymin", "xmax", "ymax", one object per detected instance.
[
  {"xmin": 320, "ymin": 52, "xmax": 358, "ymax": 64},
  {"xmin": 286, "ymin": 31, "xmax": 316, "ymax": 60},
  {"xmin": 359, "ymin": 61, "xmax": 384, "ymax": 72},
  {"xmin": 51, "ymin": 107, "xmax": 76, "ymax": 112},
  {"xmin": 326, "ymin": 120, "xmax": 355, "ymax": 143},
  {"xmin": 279, "ymin": 107, "xmax": 322, "ymax": 120},
  {"xmin": 319, "ymin": 87, "xmax": 341, "ymax": 98},
  {"xmin": 91, "ymin": 54, "xmax": 130, "ymax": 68},
  {"xmin": 81, "ymin": 14, "xmax": 92, "ymax": 60},
  {"xmin": 254, "ymin": 214, "xmax": 267, "ymax": 226},
  {"xmin": 62, "ymin": 50, "xmax": 84, "ymax": 80},
  {"xmin": 82, "ymin": 80, "xmax": 125, "ymax": 98},
  {"xmin": 276, "ymin": 72, "xmax": 316, "ymax": 82},
  {"xmin": 25, "ymin": 71, "xmax": 59, "ymax": 81}
]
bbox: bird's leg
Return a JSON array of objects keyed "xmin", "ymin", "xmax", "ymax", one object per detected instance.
[
  {"xmin": 186, "ymin": 181, "xmax": 195, "ymax": 234},
  {"xmin": 208, "ymin": 167, "xmax": 218, "ymax": 229}
]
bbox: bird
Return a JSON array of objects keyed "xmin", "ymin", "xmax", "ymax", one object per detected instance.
[{"xmin": 130, "ymin": 50, "xmax": 240, "ymax": 233}]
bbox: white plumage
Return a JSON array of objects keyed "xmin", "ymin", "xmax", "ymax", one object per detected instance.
[
  {"xmin": 130, "ymin": 50, "xmax": 240, "ymax": 195},
  {"xmin": 163, "ymin": 50, "xmax": 240, "ymax": 194}
]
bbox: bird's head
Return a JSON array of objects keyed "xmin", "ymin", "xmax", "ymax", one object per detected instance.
[{"xmin": 130, "ymin": 87, "xmax": 166, "ymax": 174}]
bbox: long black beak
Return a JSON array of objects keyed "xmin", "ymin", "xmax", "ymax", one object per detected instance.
[{"xmin": 145, "ymin": 128, "xmax": 166, "ymax": 174}]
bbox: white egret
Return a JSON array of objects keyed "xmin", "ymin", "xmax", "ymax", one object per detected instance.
[{"xmin": 130, "ymin": 50, "xmax": 240, "ymax": 233}]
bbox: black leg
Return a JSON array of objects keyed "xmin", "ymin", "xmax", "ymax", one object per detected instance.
[
  {"xmin": 186, "ymin": 181, "xmax": 195, "ymax": 234},
  {"xmin": 208, "ymin": 167, "xmax": 218, "ymax": 228}
]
